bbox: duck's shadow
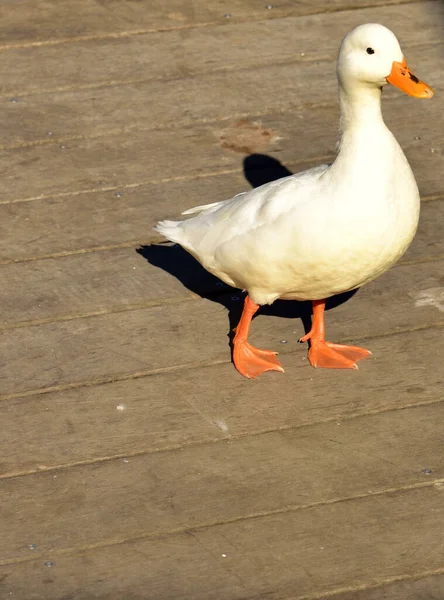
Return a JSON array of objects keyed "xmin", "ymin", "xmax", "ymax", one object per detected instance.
[{"xmin": 139, "ymin": 154, "xmax": 356, "ymax": 341}]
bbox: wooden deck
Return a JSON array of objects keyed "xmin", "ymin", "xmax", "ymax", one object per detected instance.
[{"xmin": 1, "ymin": 1, "xmax": 444, "ymax": 598}]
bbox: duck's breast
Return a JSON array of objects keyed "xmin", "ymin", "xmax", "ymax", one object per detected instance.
[{"xmin": 279, "ymin": 132, "xmax": 420, "ymax": 299}]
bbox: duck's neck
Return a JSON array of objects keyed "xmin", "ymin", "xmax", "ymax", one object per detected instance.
[
  {"xmin": 332, "ymin": 84, "xmax": 396, "ymax": 183},
  {"xmin": 338, "ymin": 84, "xmax": 385, "ymax": 138}
]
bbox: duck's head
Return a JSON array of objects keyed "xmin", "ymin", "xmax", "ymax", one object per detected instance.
[{"xmin": 337, "ymin": 23, "xmax": 433, "ymax": 99}]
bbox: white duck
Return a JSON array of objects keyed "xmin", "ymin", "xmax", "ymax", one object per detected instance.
[{"xmin": 155, "ymin": 24, "xmax": 433, "ymax": 378}]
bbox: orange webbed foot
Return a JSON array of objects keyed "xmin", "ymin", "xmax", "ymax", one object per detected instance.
[
  {"xmin": 300, "ymin": 299, "xmax": 371, "ymax": 370},
  {"xmin": 233, "ymin": 341, "xmax": 284, "ymax": 379},
  {"xmin": 306, "ymin": 339, "xmax": 371, "ymax": 370}
]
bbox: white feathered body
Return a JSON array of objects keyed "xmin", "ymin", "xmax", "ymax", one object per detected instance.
[{"xmin": 155, "ymin": 120, "xmax": 419, "ymax": 306}]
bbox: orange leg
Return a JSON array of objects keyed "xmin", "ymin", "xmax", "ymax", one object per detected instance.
[
  {"xmin": 300, "ymin": 299, "xmax": 371, "ymax": 369},
  {"xmin": 233, "ymin": 296, "xmax": 284, "ymax": 379}
]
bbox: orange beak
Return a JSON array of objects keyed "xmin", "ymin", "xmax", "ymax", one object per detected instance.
[{"xmin": 386, "ymin": 58, "xmax": 434, "ymax": 98}]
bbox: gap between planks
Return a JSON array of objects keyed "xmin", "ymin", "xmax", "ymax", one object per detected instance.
[
  {"xmin": 1, "ymin": 319, "xmax": 444, "ymax": 416},
  {"xmin": 0, "ymin": 102, "xmax": 342, "ymax": 152},
  {"xmin": 0, "ymin": 156, "xmax": 330, "ymax": 207},
  {"xmin": 0, "ymin": 295, "xmax": 199, "ymax": 332},
  {"xmin": 0, "ymin": 158, "xmax": 441, "ymax": 212},
  {"xmin": 1, "ymin": 476, "xmax": 443, "ymax": 569},
  {"xmin": 0, "ymin": 166, "xmax": 256, "ymax": 206},
  {"xmin": 0, "ymin": 318, "xmax": 443, "ymax": 406},
  {"xmin": 287, "ymin": 566, "xmax": 444, "ymax": 600},
  {"xmin": 2, "ymin": 392, "xmax": 444, "ymax": 481},
  {"xmin": 0, "ymin": 0, "xmax": 428, "ymax": 53}
]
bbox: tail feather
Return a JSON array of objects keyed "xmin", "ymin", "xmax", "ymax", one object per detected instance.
[
  {"xmin": 155, "ymin": 193, "xmax": 236, "ymax": 246},
  {"xmin": 153, "ymin": 219, "xmax": 185, "ymax": 244},
  {"xmin": 182, "ymin": 200, "xmax": 222, "ymax": 215}
]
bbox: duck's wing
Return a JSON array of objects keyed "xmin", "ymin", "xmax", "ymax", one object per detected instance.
[
  {"xmin": 181, "ymin": 191, "xmax": 247, "ymax": 215},
  {"xmin": 155, "ymin": 164, "xmax": 329, "ymax": 259}
]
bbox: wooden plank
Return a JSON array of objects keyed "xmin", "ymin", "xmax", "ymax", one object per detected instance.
[
  {"xmin": 0, "ymin": 2, "xmax": 441, "ymax": 597},
  {"xmin": 1, "ymin": 41, "xmax": 439, "ymax": 148},
  {"xmin": 100, "ymin": 0, "xmax": 432, "ymax": 34},
  {"xmin": 0, "ymin": 248, "xmax": 198, "ymax": 325},
  {"xmin": 0, "ymin": 0, "xmax": 428, "ymax": 46},
  {"xmin": 0, "ymin": 324, "xmax": 442, "ymax": 475},
  {"xmin": 0, "ymin": 96, "xmax": 441, "ymax": 204},
  {"xmin": 333, "ymin": 575, "xmax": 444, "ymax": 600},
  {"xmin": 0, "ymin": 0, "xmax": 126, "ymax": 45},
  {"xmin": 1, "ymin": 400, "xmax": 444, "ymax": 561},
  {"xmin": 0, "ymin": 2, "xmax": 441, "ymax": 97},
  {"xmin": 0, "ymin": 171, "xmax": 248, "ymax": 261},
  {"xmin": 0, "ymin": 298, "xmax": 231, "ymax": 397},
  {"xmin": 1, "ymin": 254, "xmax": 444, "ymax": 397},
  {"xmin": 1, "ymin": 486, "xmax": 444, "ymax": 599}
]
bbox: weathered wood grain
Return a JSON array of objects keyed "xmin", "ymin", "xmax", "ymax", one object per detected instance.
[
  {"xmin": 1, "ymin": 486, "xmax": 444, "ymax": 599},
  {"xmin": 0, "ymin": 171, "xmax": 248, "ymax": 261},
  {"xmin": 0, "ymin": 98, "xmax": 440, "ymax": 205},
  {"xmin": 0, "ymin": 0, "xmax": 429, "ymax": 46},
  {"xmin": 335, "ymin": 574, "xmax": 444, "ymax": 599},
  {"xmin": 0, "ymin": 2, "xmax": 440, "ymax": 97},
  {"xmin": 1, "ymin": 400, "xmax": 444, "ymax": 561},
  {"xmin": 1, "ymin": 42, "xmax": 439, "ymax": 148},
  {"xmin": 0, "ymin": 325, "xmax": 442, "ymax": 476},
  {"xmin": 0, "ymin": 248, "xmax": 196, "ymax": 325},
  {"xmin": 1, "ymin": 254, "xmax": 444, "ymax": 397},
  {"xmin": 1, "ymin": 0, "xmax": 443, "ymax": 596},
  {"xmin": 0, "ymin": 0, "xmax": 124, "ymax": 45}
]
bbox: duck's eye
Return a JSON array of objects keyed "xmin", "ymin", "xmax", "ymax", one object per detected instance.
[{"xmin": 366, "ymin": 47, "xmax": 375, "ymax": 55}]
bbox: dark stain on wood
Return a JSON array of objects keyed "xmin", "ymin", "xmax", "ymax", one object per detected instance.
[{"xmin": 220, "ymin": 119, "xmax": 277, "ymax": 154}]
